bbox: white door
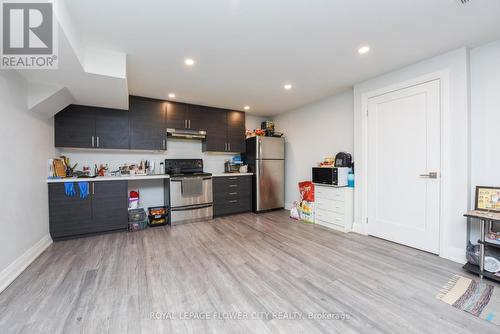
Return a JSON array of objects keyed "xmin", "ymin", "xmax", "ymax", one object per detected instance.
[{"xmin": 367, "ymin": 80, "xmax": 441, "ymax": 254}]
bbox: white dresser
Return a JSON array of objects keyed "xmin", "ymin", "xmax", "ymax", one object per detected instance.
[{"xmin": 314, "ymin": 184, "xmax": 354, "ymax": 233}]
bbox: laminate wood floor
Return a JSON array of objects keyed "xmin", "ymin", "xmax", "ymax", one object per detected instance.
[{"xmin": 0, "ymin": 211, "xmax": 498, "ymax": 334}]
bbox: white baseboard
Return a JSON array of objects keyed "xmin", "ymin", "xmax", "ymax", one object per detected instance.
[
  {"xmin": 440, "ymin": 246, "xmax": 467, "ymax": 265},
  {"xmin": 285, "ymin": 202, "xmax": 293, "ymax": 210},
  {"xmin": 0, "ymin": 234, "xmax": 53, "ymax": 294},
  {"xmin": 351, "ymin": 221, "xmax": 367, "ymax": 235}
]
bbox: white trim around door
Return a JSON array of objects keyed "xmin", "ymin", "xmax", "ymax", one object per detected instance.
[{"xmin": 359, "ymin": 70, "xmax": 451, "ymax": 258}]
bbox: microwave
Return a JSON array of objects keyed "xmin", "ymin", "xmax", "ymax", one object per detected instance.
[{"xmin": 312, "ymin": 167, "xmax": 350, "ymax": 186}]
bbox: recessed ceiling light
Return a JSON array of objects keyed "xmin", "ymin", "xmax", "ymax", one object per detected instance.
[
  {"xmin": 168, "ymin": 93, "xmax": 176, "ymax": 99},
  {"xmin": 358, "ymin": 46, "xmax": 370, "ymax": 54},
  {"xmin": 284, "ymin": 84, "xmax": 292, "ymax": 90},
  {"xmin": 244, "ymin": 105, "xmax": 250, "ymax": 111},
  {"xmin": 184, "ymin": 58, "xmax": 195, "ymax": 66}
]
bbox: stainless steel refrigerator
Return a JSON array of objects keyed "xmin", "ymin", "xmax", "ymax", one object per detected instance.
[{"xmin": 244, "ymin": 136, "xmax": 285, "ymax": 213}]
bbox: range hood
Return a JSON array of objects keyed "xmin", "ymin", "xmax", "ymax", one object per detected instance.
[{"xmin": 166, "ymin": 128, "xmax": 207, "ymax": 139}]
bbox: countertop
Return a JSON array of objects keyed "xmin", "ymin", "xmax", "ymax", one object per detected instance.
[
  {"xmin": 47, "ymin": 174, "xmax": 170, "ymax": 183},
  {"xmin": 212, "ymin": 173, "xmax": 253, "ymax": 177},
  {"xmin": 314, "ymin": 183, "xmax": 351, "ymax": 188},
  {"xmin": 47, "ymin": 173, "xmax": 253, "ymax": 183}
]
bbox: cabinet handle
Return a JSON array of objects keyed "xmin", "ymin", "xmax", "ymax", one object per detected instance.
[
  {"xmin": 163, "ymin": 139, "xmax": 166, "ymax": 150},
  {"xmin": 228, "ymin": 143, "xmax": 231, "ymax": 151},
  {"xmin": 229, "ymin": 200, "xmax": 238, "ymax": 203},
  {"xmin": 229, "ymin": 192, "xmax": 238, "ymax": 195},
  {"xmin": 188, "ymin": 120, "xmax": 191, "ymax": 129},
  {"xmin": 229, "ymin": 184, "xmax": 238, "ymax": 187},
  {"xmin": 229, "ymin": 177, "xmax": 238, "ymax": 180},
  {"xmin": 96, "ymin": 136, "xmax": 100, "ymax": 148},
  {"xmin": 184, "ymin": 120, "xmax": 187, "ymax": 128},
  {"xmin": 91, "ymin": 135, "xmax": 95, "ymax": 147},
  {"xmin": 92, "ymin": 183, "xmax": 95, "ymax": 195}
]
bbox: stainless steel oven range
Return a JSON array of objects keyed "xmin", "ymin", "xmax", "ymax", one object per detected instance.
[{"xmin": 165, "ymin": 159, "xmax": 213, "ymax": 225}]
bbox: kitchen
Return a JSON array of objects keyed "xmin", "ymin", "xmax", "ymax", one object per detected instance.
[
  {"xmin": 1, "ymin": 1, "xmax": 500, "ymax": 333},
  {"xmin": 46, "ymin": 97, "xmax": 286, "ymax": 239}
]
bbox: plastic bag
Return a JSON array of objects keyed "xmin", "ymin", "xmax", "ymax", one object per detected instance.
[
  {"xmin": 299, "ymin": 201, "xmax": 314, "ymax": 224},
  {"xmin": 290, "ymin": 202, "xmax": 300, "ymax": 220}
]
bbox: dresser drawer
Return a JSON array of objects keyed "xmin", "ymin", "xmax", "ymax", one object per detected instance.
[
  {"xmin": 315, "ymin": 197, "xmax": 345, "ymax": 214},
  {"xmin": 214, "ymin": 197, "xmax": 251, "ymax": 217},
  {"xmin": 315, "ymin": 208, "xmax": 345, "ymax": 226},
  {"xmin": 214, "ymin": 189, "xmax": 250, "ymax": 202},
  {"xmin": 213, "ymin": 176, "xmax": 253, "ymax": 217},
  {"xmin": 315, "ymin": 186, "xmax": 345, "ymax": 202},
  {"xmin": 213, "ymin": 176, "xmax": 251, "ymax": 193}
]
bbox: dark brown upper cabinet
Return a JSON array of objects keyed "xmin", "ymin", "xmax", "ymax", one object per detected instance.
[
  {"xmin": 201, "ymin": 109, "xmax": 246, "ymax": 153},
  {"xmin": 55, "ymin": 105, "xmax": 129, "ymax": 149},
  {"xmin": 129, "ymin": 96, "xmax": 167, "ymax": 150},
  {"xmin": 199, "ymin": 106, "xmax": 227, "ymax": 152},
  {"xmin": 166, "ymin": 102, "xmax": 215, "ymax": 131},
  {"xmin": 55, "ymin": 105, "xmax": 96, "ymax": 148},
  {"xmin": 95, "ymin": 108, "xmax": 130, "ymax": 149},
  {"xmin": 54, "ymin": 96, "xmax": 247, "ymax": 153},
  {"xmin": 186, "ymin": 105, "xmax": 214, "ymax": 131},
  {"xmin": 226, "ymin": 111, "xmax": 246, "ymax": 153},
  {"xmin": 166, "ymin": 101, "xmax": 189, "ymax": 129}
]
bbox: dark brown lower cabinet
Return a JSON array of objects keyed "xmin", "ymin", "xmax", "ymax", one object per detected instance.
[
  {"xmin": 213, "ymin": 176, "xmax": 252, "ymax": 217},
  {"xmin": 48, "ymin": 181, "xmax": 128, "ymax": 240}
]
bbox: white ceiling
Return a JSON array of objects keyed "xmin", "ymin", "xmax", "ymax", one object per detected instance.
[{"xmin": 65, "ymin": 0, "xmax": 500, "ymax": 116}]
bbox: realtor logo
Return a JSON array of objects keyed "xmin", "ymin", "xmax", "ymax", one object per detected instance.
[{"xmin": 1, "ymin": 0, "xmax": 58, "ymax": 69}]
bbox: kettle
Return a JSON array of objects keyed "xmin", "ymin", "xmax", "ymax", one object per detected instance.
[{"xmin": 335, "ymin": 152, "xmax": 352, "ymax": 168}]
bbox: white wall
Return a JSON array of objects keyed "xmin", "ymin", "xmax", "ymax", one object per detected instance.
[
  {"xmin": 273, "ymin": 90, "xmax": 354, "ymax": 208},
  {"xmin": 354, "ymin": 48, "xmax": 470, "ymax": 264},
  {"xmin": 0, "ymin": 72, "xmax": 55, "ymax": 292},
  {"xmin": 245, "ymin": 114, "xmax": 268, "ymax": 132},
  {"xmin": 470, "ymin": 40, "xmax": 500, "ymax": 233}
]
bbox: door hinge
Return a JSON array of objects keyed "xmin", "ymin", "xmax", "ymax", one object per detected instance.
[{"xmin": 366, "ymin": 217, "xmax": 369, "ymax": 224}]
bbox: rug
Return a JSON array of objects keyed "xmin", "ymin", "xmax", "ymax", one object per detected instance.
[{"xmin": 437, "ymin": 275, "xmax": 500, "ymax": 325}]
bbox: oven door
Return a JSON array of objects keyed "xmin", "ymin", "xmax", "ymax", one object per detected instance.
[
  {"xmin": 170, "ymin": 177, "xmax": 213, "ymax": 207},
  {"xmin": 171, "ymin": 203, "xmax": 213, "ymax": 225}
]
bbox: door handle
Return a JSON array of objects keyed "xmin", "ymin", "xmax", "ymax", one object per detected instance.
[{"xmin": 419, "ymin": 172, "xmax": 438, "ymax": 179}]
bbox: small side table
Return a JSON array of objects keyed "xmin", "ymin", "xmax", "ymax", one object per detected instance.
[{"xmin": 463, "ymin": 210, "xmax": 500, "ymax": 281}]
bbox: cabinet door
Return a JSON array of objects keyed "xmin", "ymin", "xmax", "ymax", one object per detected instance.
[
  {"xmin": 54, "ymin": 105, "xmax": 96, "ymax": 148},
  {"xmin": 95, "ymin": 107, "xmax": 130, "ymax": 149},
  {"xmin": 129, "ymin": 96, "xmax": 167, "ymax": 150},
  {"xmin": 227, "ymin": 111, "xmax": 246, "ymax": 153},
  {"xmin": 186, "ymin": 104, "xmax": 213, "ymax": 131},
  {"xmin": 48, "ymin": 183, "xmax": 93, "ymax": 239},
  {"xmin": 91, "ymin": 181, "xmax": 128, "ymax": 231},
  {"xmin": 213, "ymin": 176, "xmax": 252, "ymax": 217},
  {"xmin": 204, "ymin": 108, "xmax": 228, "ymax": 152},
  {"xmin": 184, "ymin": 105, "xmax": 226, "ymax": 152},
  {"xmin": 166, "ymin": 101, "xmax": 188, "ymax": 129}
]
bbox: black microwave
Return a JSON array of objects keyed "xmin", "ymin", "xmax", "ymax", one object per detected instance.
[{"xmin": 312, "ymin": 167, "xmax": 349, "ymax": 186}]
